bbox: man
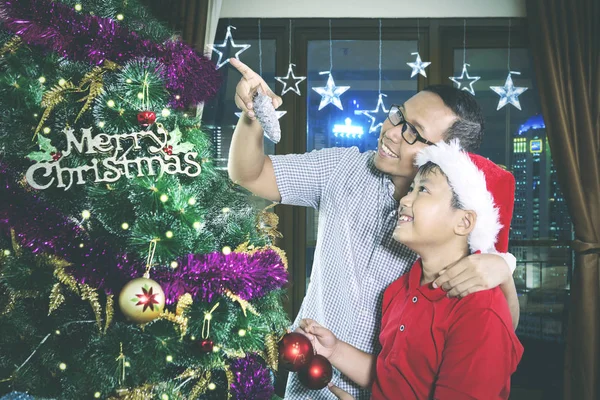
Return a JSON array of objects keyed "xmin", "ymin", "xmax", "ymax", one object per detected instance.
[{"xmin": 227, "ymin": 58, "xmax": 519, "ymax": 399}]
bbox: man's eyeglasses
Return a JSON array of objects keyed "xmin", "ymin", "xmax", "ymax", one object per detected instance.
[{"xmin": 388, "ymin": 105, "xmax": 434, "ymax": 146}]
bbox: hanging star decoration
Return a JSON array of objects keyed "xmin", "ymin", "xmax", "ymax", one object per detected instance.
[
  {"xmin": 355, "ymin": 93, "xmax": 389, "ymax": 134},
  {"xmin": 312, "ymin": 72, "xmax": 351, "ymax": 111},
  {"xmin": 207, "ymin": 25, "xmax": 251, "ymax": 69},
  {"xmin": 275, "ymin": 63, "xmax": 307, "ymax": 96},
  {"xmin": 449, "ymin": 63, "xmax": 481, "ymax": 95},
  {"xmin": 490, "ymin": 71, "xmax": 528, "ymax": 110},
  {"xmin": 407, "ymin": 52, "xmax": 431, "ymax": 78},
  {"xmin": 133, "ymin": 284, "xmax": 161, "ymax": 312}
]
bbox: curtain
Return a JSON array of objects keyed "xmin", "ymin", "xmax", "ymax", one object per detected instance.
[{"xmin": 526, "ymin": 1, "xmax": 600, "ymax": 399}]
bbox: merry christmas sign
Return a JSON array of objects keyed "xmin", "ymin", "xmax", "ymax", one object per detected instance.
[{"xmin": 26, "ymin": 126, "xmax": 201, "ymax": 190}]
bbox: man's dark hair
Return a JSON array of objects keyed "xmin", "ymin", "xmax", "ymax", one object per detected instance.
[{"xmin": 422, "ymin": 85, "xmax": 485, "ymax": 152}]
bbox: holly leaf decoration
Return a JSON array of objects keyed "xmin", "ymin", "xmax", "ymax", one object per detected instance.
[
  {"xmin": 166, "ymin": 126, "xmax": 195, "ymax": 154},
  {"xmin": 27, "ymin": 135, "xmax": 57, "ymax": 162}
]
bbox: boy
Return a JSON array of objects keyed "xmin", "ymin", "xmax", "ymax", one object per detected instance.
[{"xmin": 300, "ymin": 140, "xmax": 523, "ymax": 399}]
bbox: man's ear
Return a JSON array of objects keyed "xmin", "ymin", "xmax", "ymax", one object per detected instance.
[{"xmin": 454, "ymin": 210, "xmax": 477, "ymax": 237}]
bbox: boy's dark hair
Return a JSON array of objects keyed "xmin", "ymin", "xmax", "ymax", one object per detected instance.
[
  {"xmin": 418, "ymin": 161, "xmax": 462, "ymax": 210},
  {"xmin": 422, "ymin": 85, "xmax": 485, "ymax": 152}
]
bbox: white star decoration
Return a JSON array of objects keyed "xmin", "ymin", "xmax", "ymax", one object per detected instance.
[
  {"xmin": 449, "ymin": 63, "xmax": 481, "ymax": 95},
  {"xmin": 355, "ymin": 93, "xmax": 389, "ymax": 134},
  {"xmin": 407, "ymin": 52, "xmax": 431, "ymax": 78},
  {"xmin": 490, "ymin": 71, "xmax": 529, "ymax": 110},
  {"xmin": 312, "ymin": 72, "xmax": 351, "ymax": 111},
  {"xmin": 275, "ymin": 63, "xmax": 307, "ymax": 96},
  {"xmin": 207, "ymin": 25, "xmax": 251, "ymax": 69}
]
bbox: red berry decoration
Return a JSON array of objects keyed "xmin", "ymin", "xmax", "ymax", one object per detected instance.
[
  {"xmin": 163, "ymin": 145, "xmax": 173, "ymax": 155},
  {"xmin": 50, "ymin": 151, "xmax": 62, "ymax": 161},
  {"xmin": 199, "ymin": 339, "xmax": 214, "ymax": 353},
  {"xmin": 298, "ymin": 354, "xmax": 333, "ymax": 390},
  {"xmin": 137, "ymin": 111, "xmax": 156, "ymax": 127},
  {"xmin": 278, "ymin": 332, "xmax": 314, "ymax": 372}
]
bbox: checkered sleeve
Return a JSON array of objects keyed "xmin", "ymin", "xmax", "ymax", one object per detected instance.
[{"xmin": 269, "ymin": 147, "xmax": 355, "ymax": 209}]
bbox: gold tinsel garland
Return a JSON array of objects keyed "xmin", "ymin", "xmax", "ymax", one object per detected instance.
[
  {"xmin": 225, "ymin": 366, "xmax": 235, "ymax": 400},
  {"xmin": 48, "ymin": 283, "xmax": 65, "ymax": 315},
  {"xmin": 188, "ymin": 370, "xmax": 211, "ymax": 399},
  {"xmin": 255, "ymin": 203, "xmax": 283, "ymax": 239},
  {"xmin": 158, "ymin": 293, "xmax": 193, "ymax": 339},
  {"xmin": 110, "ymin": 384, "xmax": 154, "ymax": 400},
  {"xmin": 104, "ymin": 294, "xmax": 114, "ymax": 333},
  {"xmin": 224, "ymin": 289, "xmax": 260, "ymax": 317},
  {"xmin": 264, "ymin": 332, "xmax": 279, "ymax": 371},
  {"xmin": 33, "ymin": 60, "xmax": 120, "ymax": 138},
  {"xmin": 0, "ymin": 36, "xmax": 22, "ymax": 57}
]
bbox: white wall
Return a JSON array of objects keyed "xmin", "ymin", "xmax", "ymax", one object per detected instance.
[{"xmin": 220, "ymin": 0, "xmax": 526, "ymax": 18}]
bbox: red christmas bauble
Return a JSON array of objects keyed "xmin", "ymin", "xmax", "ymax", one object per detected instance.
[
  {"xmin": 278, "ymin": 332, "xmax": 314, "ymax": 372},
  {"xmin": 199, "ymin": 339, "xmax": 214, "ymax": 353},
  {"xmin": 298, "ymin": 354, "xmax": 333, "ymax": 390},
  {"xmin": 137, "ymin": 111, "xmax": 156, "ymax": 127}
]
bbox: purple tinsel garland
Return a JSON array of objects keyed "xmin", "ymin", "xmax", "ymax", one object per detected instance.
[
  {"xmin": 0, "ymin": 163, "xmax": 288, "ymax": 305},
  {"xmin": 153, "ymin": 250, "xmax": 288, "ymax": 305},
  {"xmin": 0, "ymin": 0, "xmax": 221, "ymax": 109},
  {"xmin": 229, "ymin": 354, "xmax": 274, "ymax": 400}
]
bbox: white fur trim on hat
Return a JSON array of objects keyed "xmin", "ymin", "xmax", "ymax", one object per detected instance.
[{"xmin": 414, "ymin": 139, "xmax": 502, "ymax": 253}]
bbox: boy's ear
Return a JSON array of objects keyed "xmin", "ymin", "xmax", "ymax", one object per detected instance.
[{"xmin": 454, "ymin": 210, "xmax": 477, "ymax": 237}]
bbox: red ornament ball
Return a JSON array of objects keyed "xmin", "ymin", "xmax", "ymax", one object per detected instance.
[
  {"xmin": 199, "ymin": 339, "xmax": 214, "ymax": 353},
  {"xmin": 278, "ymin": 332, "xmax": 314, "ymax": 372},
  {"xmin": 298, "ymin": 354, "xmax": 333, "ymax": 390},
  {"xmin": 137, "ymin": 111, "xmax": 156, "ymax": 127}
]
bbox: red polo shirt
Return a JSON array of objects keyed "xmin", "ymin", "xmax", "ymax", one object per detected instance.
[{"xmin": 372, "ymin": 259, "xmax": 523, "ymax": 400}]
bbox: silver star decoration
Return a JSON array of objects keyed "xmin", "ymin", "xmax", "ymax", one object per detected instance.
[
  {"xmin": 235, "ymin": 110, "xmax": 287, "ymax": 119},
  {"xmin": 275, "ymin": 63, "xmax": 307, "ymax": 96},
  {"xmin": 355, "ymin": 93, "xmax": 389, "ymax": 134},
  {"xmin": 449, "ymin": 63, "xmax": 481, "ymax": 95},
  {"xmin": 490, "ymin": 71, "xmax": 529, "ymax": 110},
  {"xmin": 207, "ymin": 25, "xmax": 251, "ymax": 70},
  {"xmin": 312, "ymin": 72, "xmax": 351, "ymax": 110},
  {"xmin": 407, "ymin": 52, "xmax": 431, "ymax": 78}
]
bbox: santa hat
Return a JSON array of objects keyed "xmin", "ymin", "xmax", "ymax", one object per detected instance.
[{"xmin": 414, "ymin": 139, "xmax": 515, "ymax": 253}]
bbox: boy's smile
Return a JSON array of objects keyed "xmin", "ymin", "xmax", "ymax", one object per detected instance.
[{"xmin": 393, "ymin": 168, "xmax": 461, "ymax": 254}]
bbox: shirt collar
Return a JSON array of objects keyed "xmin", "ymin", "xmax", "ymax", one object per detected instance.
[{"xmin": 408, "ymin": 258, "xmax": 447, "ymax": 302}]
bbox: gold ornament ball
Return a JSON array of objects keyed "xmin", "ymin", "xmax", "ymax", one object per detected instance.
[{"xmin": 118, "ymin": 277, "xmax": 165, "ymax": 323}]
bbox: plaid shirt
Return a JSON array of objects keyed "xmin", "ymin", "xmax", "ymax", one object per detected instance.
[{"xmin": 270, "ymin": 147, "xmax": 417, "ymax": 399}]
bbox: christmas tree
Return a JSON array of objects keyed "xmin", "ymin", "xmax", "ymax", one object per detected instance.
[{"xmin": 0, "ymin": 1, "xmax": 290, "ymax": 399}]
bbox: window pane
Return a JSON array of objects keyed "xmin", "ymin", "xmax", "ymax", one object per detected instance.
[
  {"xmin": 306, "ymin": 39, "xmax": 418, "ymax": 289},
  {"xmin": 452, "ymin": 47, "xmax": 571, "ymax": 397}
]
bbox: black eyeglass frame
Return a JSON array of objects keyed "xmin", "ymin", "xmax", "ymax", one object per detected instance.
[{"xmin": 388, "ymin": 104, "xmax": 435, "ymax": 146}]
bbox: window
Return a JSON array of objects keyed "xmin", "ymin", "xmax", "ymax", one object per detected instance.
[
  {"xmin": 305, "ymin": 38, "xmax": 418, "ymax": 288},
  {"xmin": 205, "ymin": 19, "xmax": 573, "ymax": 399}
]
